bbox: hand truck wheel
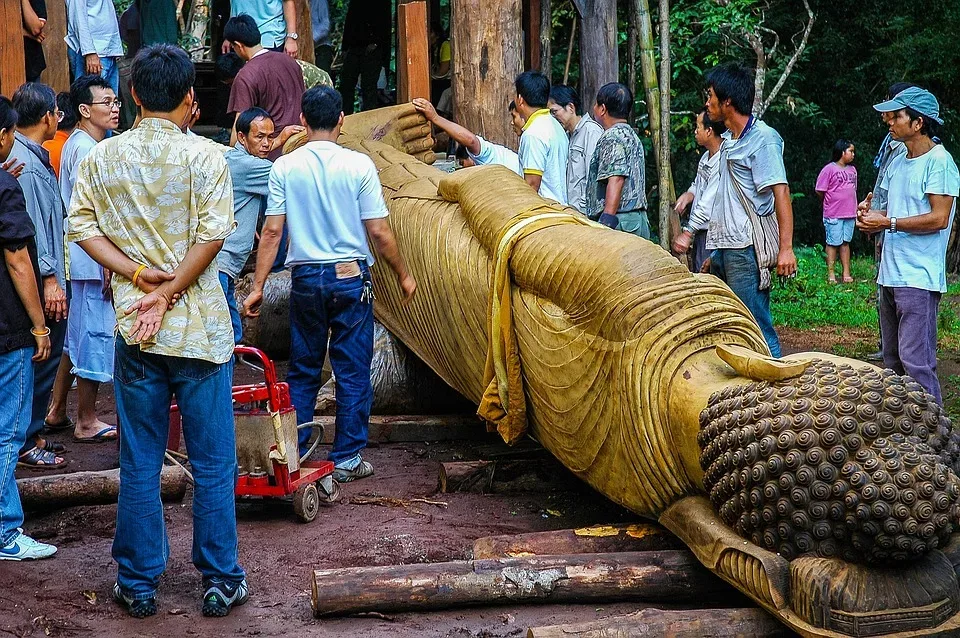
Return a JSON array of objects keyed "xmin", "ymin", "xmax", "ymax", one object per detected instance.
[
  {"xmin": 293, "ymin": 482, "xmax": 320, "ymax": 523},
  {"xmin": 317, "ymin": 475, "xmax": 342, "ymax": 504}
]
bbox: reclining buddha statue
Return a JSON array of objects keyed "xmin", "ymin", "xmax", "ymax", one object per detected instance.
[{"xmin": 287, "ymin": 104, "xmax": 960, "ymax": 637}]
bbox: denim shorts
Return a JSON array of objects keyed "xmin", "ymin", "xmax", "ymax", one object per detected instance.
[{"xmin": 824, "ymin": 217, "xmax": 855, "ymax": 246}]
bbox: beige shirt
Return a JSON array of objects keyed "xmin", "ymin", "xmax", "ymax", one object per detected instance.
[
  {"xmin": 67, "ymin": 118, "xmax": 236, "ymax": 363},
  {"xmin": 566, "ymin": 114, "xmax": 603, "ymax": 214}
]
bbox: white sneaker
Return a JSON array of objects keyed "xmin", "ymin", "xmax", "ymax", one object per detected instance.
[{"xmin": 0, "ymin": 530, "xmax": 57, "ymax": 561}]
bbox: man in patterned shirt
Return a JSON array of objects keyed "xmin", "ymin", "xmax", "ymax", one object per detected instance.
[
  {"xmin": 68, "ymin": 44, "xmax": 247, "ymax": 619},
  {"xmin": 586, "ymin": 83, "xmax": 649, "ymax": 238}
]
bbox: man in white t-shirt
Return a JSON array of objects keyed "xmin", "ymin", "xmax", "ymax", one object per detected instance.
[
  {"xmin": 411, "ymin": 98, "xmax": 521, "ymax": 175},
  {"xmin": 858, "ymin": 86, "xmax": 960, "ymax": 404},
  {"xmin": 514, "ymin": 71, "xmax": 568, "ymax": 204},
  {"xmin": 243, "ymin": 86, "xmax": 417, "ymax": 482}
]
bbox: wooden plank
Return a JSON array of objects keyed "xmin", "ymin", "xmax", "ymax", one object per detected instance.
[
  {"xmin": 452, "ymin": 0, "xmax": 522, "ymax": 150},
  {"xmin": 1, "ymin": 1, "xmax": 26, "ymax": 96},
  {"xmin": 523, "ymin": 0, "xmax": 541, "ymax": 71},
  {"xmin": 397, "ymin": 1, "xmax": 430, "ymax": 102},
  {"xmin": 40, "ymin": 0, "xmax": 70, "ymax": 92},
  {"xmin": 295, "ymin": 0, "xmax": 315, "ymax": 64},
  {"xmin": 316, "ymin": 414, "xmax": 489, "ymax": 444},
  {"xmin": 527, "ymin": 608, "xmax": 790, "ymax": 638}
]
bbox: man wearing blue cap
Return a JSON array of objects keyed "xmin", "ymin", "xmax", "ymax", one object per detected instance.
[{"xmin": 857, "ymin": 86, "xmax": 960, "ymax": 404}]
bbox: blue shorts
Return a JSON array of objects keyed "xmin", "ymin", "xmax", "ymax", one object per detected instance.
[{"xmin": 824, "ymin": 217, "xmax": 855, "ymax": 246}]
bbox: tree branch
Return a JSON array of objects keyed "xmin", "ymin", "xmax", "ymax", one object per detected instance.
[{"xmin": 757, "ymin": 0, "xmax": 815, "ymax": 117}]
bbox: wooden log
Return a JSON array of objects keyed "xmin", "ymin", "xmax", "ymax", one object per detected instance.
[
  {"xmin": 311, "ymin": 550, "xmax": 730, "ymax": 616},
  {"xmin": 295, "ymin": 0, "xmax": 315, "ymax": 64},
  {"xmin": 526, "ymin": 607, "xmax": 790, "ymax": 638},
  {"xmin": 397, "ymin": 1, "xmax": 430, "ymax": 102},
  {"xmin": 439, "ymin": 460, "xmax": 494, "ymax": 492},
  {"xmin": 576, "ymin": 0, "xmax": 618, "ymax": 111},
  {"xmin": 472, "ymin": 523, "xmax": 685, "ymax": 559},
  {"xmin": 451, "ymin": 0, "xmax": 522, "ymax": 151},
  {"xmin": 317, "ymin": 414, "xmax": 488, "ymax": 444},
  {"xmin": 1, "ymin": 1, "xmax": 26, "ymax": 96},
  {"xmin": 17, "ymin": 466, "xmax": 188, "ymax": 511}
]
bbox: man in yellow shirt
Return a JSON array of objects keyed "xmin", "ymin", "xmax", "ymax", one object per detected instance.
[{"xmin": 68, "ymin": 44, "xmax": 247, "ymax": 618}]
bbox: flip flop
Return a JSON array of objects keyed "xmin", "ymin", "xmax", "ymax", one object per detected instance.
[
  {"xmin": 73, "ymin": 426, "xmax": 118, "ymax": 444},
  {"xmin": 17, "ymin": 446, "xmax": 67, "ymax": 470},
  {"xmin": 43, "ymin": 418, "xmax": 74, "ymax": 433}
]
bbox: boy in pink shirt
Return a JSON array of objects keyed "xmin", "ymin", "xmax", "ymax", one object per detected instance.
[{"xmin": 816, "ymin": 139, "xmax": 858, "ymax": 282}]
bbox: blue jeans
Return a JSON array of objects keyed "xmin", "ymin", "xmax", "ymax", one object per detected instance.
[
  {"xmin": 0, "ymin": 347, "xmax": 33, "ymax": 546},
  {"xmin": 23, "ymin": 316, "xmax": 67, "ymax": 452},
  {"xmin": 219, "ymin": 272, "xmax": 243, "ymax": 344},
  {"xmin": 288, "ymin": 262, "xmax": 374, "ymax": 466},
  {"xmin": 112, "ymin": 337, "xmax": 244, "ymax": 599},
  {"xmin": 710, "ymin": 247, "xmax": 781, "ymax": 357},
  {"xmin": 68, "ymin": 48, "xmax": 120, "ymax": 95}
]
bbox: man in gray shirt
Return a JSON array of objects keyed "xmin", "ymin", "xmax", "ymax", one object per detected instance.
[
  {"xmin": 220, "ymin": 108, "xmax": 276, "ymax": 343},
  {"xmin": 703, "ymin": 62, "xmax": 797, "ymax": 357},
  {"xmin": 548, "ymin": 85, "xmax": 602, "ymax": 214},
  {"xmin": 9, "ymin": 83, "xmax": 67, "ymax": 468}
]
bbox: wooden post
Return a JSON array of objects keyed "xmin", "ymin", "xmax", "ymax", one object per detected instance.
[
  {"xmin": 40, "ymin": 0, "xmax": 70, "ymax": 93},
  {"xmin": 397, "ymin": 1, "xmax": 430, "ymax": 102},
  {"xmin": 576, "ymin": 0, "xmax": 618, "ymax": 111},
  {"xmin": 296, "ymin": 0, "xmax": 316, "ymax": 64},
  {"xmin": 452, "ymin": 0, "xmax": 522, "ymax": 150},
  {"xmin": 539, "ymin": 0, "xmax": 552, "ymax": 81},
  {"xmin": 1, "ymin": 2, "xmax": 26, "ymax": 96},
  {"xmin": 523, "ymin": 0, "xmax": 541, "ymax": 72}
]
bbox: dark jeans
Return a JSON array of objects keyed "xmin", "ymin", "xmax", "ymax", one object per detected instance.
[
  {"xmin": 218, "ymin": 272, "xmax": 243, "ymax": 344},
  {"xmin": 314, "ymin": 44, "xmax": 334, "ymax": 73},
  {"xmin": 24, "ymin": 316, "xmax": 67, "ymax": 451},
  {"xmin": 112, "ymin": 337, "xmax": 244, "ymax": 599},
  {"xmin": 879, "ymin": 286, "xmax": 942, "ymax": 404},
  {"xmin": 710, "ymin": 247, "xmax": 781, "ymax": 357},
  {"xmin": 338, "ymin": 46, "xmax": 381, "ymax": 114},
  {"xmin": 288, "ymin": 262, "xmax": 374, "ymax": 466}
]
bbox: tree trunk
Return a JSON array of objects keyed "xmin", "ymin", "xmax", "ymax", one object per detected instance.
[
  {"xmin": 185, "ymin": 0, "xmax": 213, "ymax": 61},
  {"xmin": 526, "ymin": 607, "xmax": 790, "ymax": 638},
  {"xmin": 540, "ymin": 0, "xmax": 552, "ymax": 81},
  {"xmin": 657, "ymin": 0, "xmax": 675, "ymax": 249},
  {"xmin": 439, "ymin": 460, "xmax": 495, "ymax": 492},
  {"xmin": 17, "ymin": 466, "xmax": 188, "ymax": 511},
  {"xmin": 577, "ymin": 0, "xmax": 618, "ymax": 111},
  {"xmin": 634, "ymin": 0, "xmax": 677, "ymax": 247},
  {"xmin": 472, "ymin": 524, "xmax": 684, "ymax": 558},
  {"xmin": 311, "ymin": 550, "xmax": 729, "ymax": 616},
  {"xmin": 39, "ymin": 0, "xmax": 70, "ymax": 92},
  {"xmin": 296, "ymin": 0, "xmax": 315, "ymax": 63},
  {"xmin": 452, "ymin": 0, "xmax": 523, "ymax": 150},
  {"xmin": 627, "ymin": 3, "xmax": 638, "ymax": 101}
]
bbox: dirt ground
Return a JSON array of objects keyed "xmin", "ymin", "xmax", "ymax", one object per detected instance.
[{"xmin": 3, "ymin": 330, "xmax": 957, "ymax": 638}]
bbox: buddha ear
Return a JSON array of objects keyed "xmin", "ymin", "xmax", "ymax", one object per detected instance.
[{"xmin": 716, "ymin": 344, "xmax": 810, "ymax": 382}]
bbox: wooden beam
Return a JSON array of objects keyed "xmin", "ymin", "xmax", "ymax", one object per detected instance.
[
  {"xmin": 397, "ymin": 1, "xmax": 430, "ymax": 102},
  {"xmin": 1, "ymin": 2, "xmax": 26, "ymax": 96},
  {"xmin": 523, "ymin": 0, "xmax": 541, "ymax": 71},
  {"xmin": 40, "ymin": 0, "xmax": 69, "ymax": 93},
  {"xmin": 527, "ymin": 608, "xmax": 790, "ymax": 638},
  {"xmin": 452, "ymin": 0, "xmax": 523, "ymax": 150},
  {"xmin": 472, "ymin": 524, "xmax": 685, "ymax": 558},
  {"xmin": 317, "ymin": 414, "xmax": 489, "ymax": 444},
  {"xmin": 296, "ymin": 0, "xmax": 316, "ymax": 64}
]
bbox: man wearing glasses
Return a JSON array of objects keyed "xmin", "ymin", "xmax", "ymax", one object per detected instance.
[
  {"xmin": 7, "ymin": 83, "xmax": 68, "ymax": 469},
  {"xmin": 46, "ymin": 75, "xmax": 121, "ymax": 446}
]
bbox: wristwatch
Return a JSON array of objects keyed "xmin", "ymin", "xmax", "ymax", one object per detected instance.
[
  {"xmin": 286, "ymin": 32, "xmax": 299, "ymax": 40},
  {"xmin": 890, "ymin": 217, "xmax": 898, "ymax": 233}
]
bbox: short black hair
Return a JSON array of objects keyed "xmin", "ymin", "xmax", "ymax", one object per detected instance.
[
  {"xmin": 215, "ymin": 52, "xmax": 245, "ymax": 83},
  {"xmin": 903, "ymin": 107, "xmax": 939, "ymax": 138},
  {"xmin": 0, "ymin": 97, "xmax": 18, "ymax": 132},
  {"xmin": 888, "ymin": 82, "xmax": 916, "ymax": 100},
  {"xmin": 596, "ymin": 82, "xmax": 633, "ymax": 119},
  {"xmin": 56, "ymin": 92, "xmax": 77, "ymax": 131},
  {"xmin": 302, "ymin": 86, "xmax": 342, "ymax": 131},
  {"xmin": 70, "ymin": 74, "xmax": 113, "ymax": 120},
  {"xmin": 236, "ymin": 107, "xmax": 273, "ymax": 136},
  {"xmin": 706, "ymin": 62, "xmax": 755, "ymax": 116},
  {"xmin": 454, "ymin": 143, "xmax": 469, "ymax": 161},
  {"xmin": 508, "ymin": 100, "xmax": 517, "ymax": 112},
  {"xmin": 831, "ymin": 139, "xmax": 853, "ymax": 162},
  {"xmin": 549, "ymin": 84, "xmax": 581, "ymax": 115},
  {"xmin": 700, "ymin": 108, "xmax": 726, "ymax": 136},
  {"xmin": 12, "ymin": 82, "xmax": 56, "ymax": 128},
  {"xmin": 515, "ymin": 71, "xmax": 550, "ymax": 108},
  {"xmin": 131, "ymin": 44, "xmax": 196, "ymax": 113},
  {"xmin": 223, "ymin": 15, "xmax": 261, "ymax": 48}
]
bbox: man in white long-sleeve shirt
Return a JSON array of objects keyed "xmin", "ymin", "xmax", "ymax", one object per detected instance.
[
  {"xmin": 65, "ymin": 0, "xmax": 123, "ymax": 94},
  {"xmin": 673, "ymin": 109, "xmax": 725, "ymax": 271}
]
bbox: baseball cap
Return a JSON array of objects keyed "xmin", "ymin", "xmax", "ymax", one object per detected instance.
[{"xmin": 873, "ymin": 86, "xmax": 944, "ymax": 125}]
